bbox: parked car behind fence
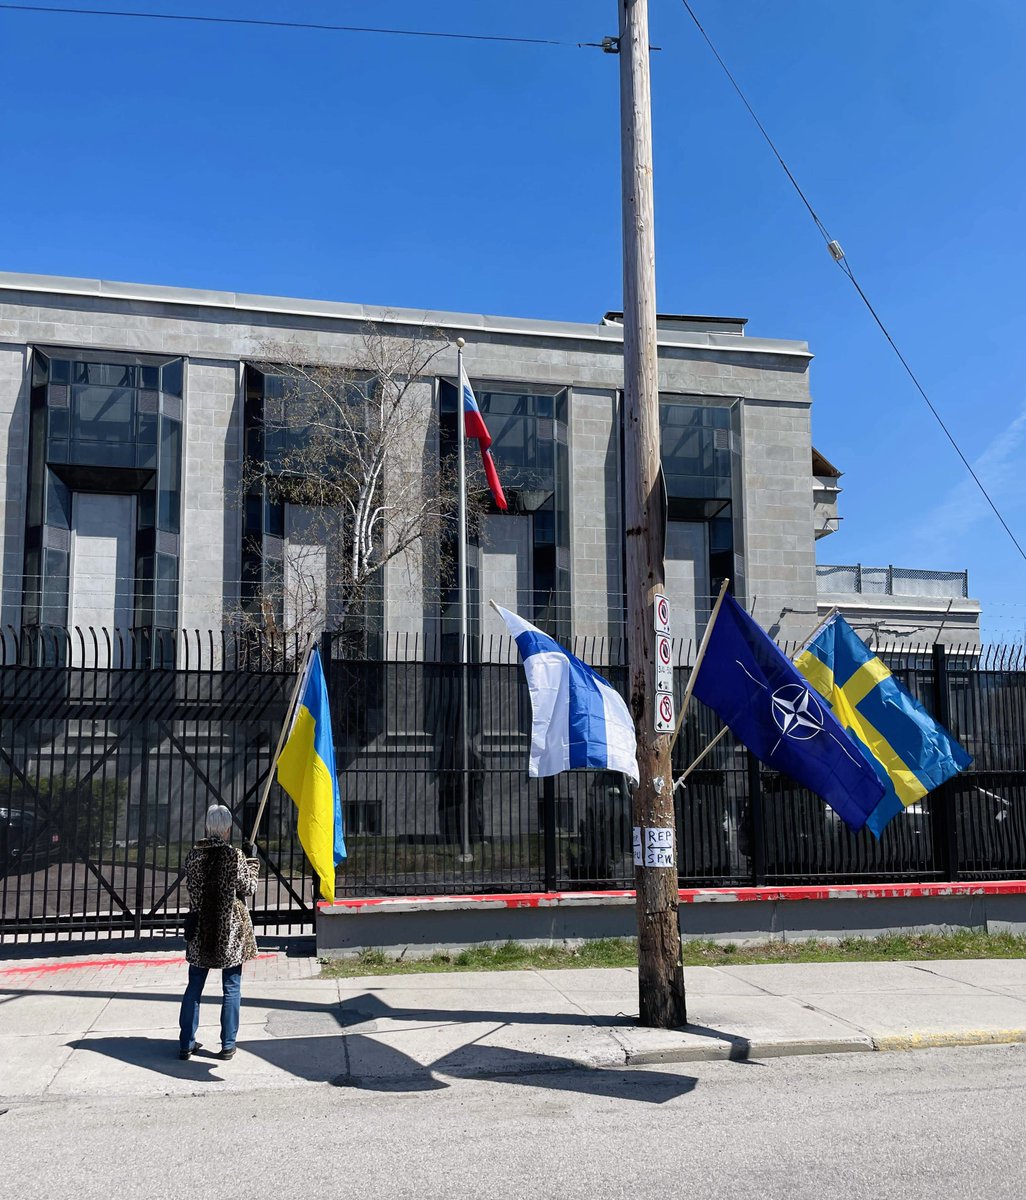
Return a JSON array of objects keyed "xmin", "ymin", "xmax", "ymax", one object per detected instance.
[{"xmin": 0, "ymin": 807, "xmax": 61, "ymax": 873}]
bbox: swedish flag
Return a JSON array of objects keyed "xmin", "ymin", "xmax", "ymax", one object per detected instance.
[{"xmin": 795, "ymin": 615, "xmax": 971, "ymax": 837}]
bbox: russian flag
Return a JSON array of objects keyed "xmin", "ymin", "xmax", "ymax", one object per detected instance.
[{"xmin": 459, "ymin": 363, "xmax": 508, "ymax": 511}]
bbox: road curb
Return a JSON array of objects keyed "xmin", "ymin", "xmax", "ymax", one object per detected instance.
[
  {"xmin": 618, "ymin": 1035, "xmax": 875, "ymax": 1066},
  {"xmin": 610, "ymin": 1028, "xmax": 1026, "ymax": 1068},
  {"xmin": 871, "ymin": 1029, "xmax": 1026, "ymax": 1052}
]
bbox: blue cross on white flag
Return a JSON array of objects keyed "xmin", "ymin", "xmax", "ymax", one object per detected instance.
[{"xmin": 494, "ymin": 604, "xmax": 639, "ymax": 786}]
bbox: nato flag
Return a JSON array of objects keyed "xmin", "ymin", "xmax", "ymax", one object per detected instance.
[{"xmin": 691, "ymin": 594, "xmax": 885, "ymax": 833}]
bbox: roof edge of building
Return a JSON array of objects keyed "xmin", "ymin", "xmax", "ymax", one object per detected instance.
[{"xmin": 0, "ymin": 271, "xmax": 813, "ymax": 360}]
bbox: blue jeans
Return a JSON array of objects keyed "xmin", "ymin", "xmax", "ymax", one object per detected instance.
[{"xmin": 178, "ymin": 964, "xmax": 243, "ymax": 1052}]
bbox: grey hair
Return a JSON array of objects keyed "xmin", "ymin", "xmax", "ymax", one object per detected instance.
[{"xmin": 204, "ymin": 804, "xmax": 233, "ymax": 842}]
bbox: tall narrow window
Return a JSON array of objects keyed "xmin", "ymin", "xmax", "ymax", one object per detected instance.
[
  {"xmin": 657, "ymin": 397, "xmax": 739, "ymax": 647},
  {"xmin": 24, "ymin": 347, "xmax": 184, "ymax": 647},
  {"xmin": 439, "ymin": 380, "xmax": 570, "ymax": 649}
]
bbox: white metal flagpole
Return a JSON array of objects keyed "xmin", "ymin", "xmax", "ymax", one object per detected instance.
[{"xmin": 455, "ymin": 338, "xmax": 472, "ymax": 862}]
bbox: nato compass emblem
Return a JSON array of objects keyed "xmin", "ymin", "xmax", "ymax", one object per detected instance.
[
  {"xmin": 770, "ymin": 684, "xmax": 824, "ymax": 741},
  {"xmin": 734, "ymin": 660, "xmax": 860, "ymax": 763}
]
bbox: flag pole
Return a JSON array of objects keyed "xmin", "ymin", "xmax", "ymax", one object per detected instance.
[
  {"xmin": 455, "ymin": 338, "xmax": 472, "ymax": 863},
  {"xmin": 794, "ymin": 604, "xmax": 840, "ymax": 654},
  {"xmin": 669, "ymin": 578, "xmax": 730, "ymax": 754},
  {"xmin": 247, "ymin": 634, "xmax": 316, "ymax": 846},
  {"xmin": 673, "ymin": 726, "xmax": 730, "ymax": 790}
]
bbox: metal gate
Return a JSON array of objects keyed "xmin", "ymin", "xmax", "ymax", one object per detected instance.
[{"xmin": 0, "ymin": 630, "xmax": 317, "ymax": 942}]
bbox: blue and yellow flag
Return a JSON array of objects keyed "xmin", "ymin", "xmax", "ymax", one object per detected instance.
[
  {"xmin": 692, "ymin": 594, "xmax": 885, "ymax": 833},
  {"xmin": 276, "ymin": 647, "xmax": 346, "ymax": 902},
  {"xmin": 795, "ymin": 615, "xmax": 971, "ymax": 837}
]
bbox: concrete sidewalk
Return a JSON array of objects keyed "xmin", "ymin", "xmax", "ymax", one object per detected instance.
[{"xmin": 2, "ymin": 949, "xmax": 1026, "ymax": 1099}]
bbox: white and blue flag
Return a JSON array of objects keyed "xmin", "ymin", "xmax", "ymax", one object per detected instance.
[{"xmin": 495, "ymin": 605, "xmax": 639, "ymax": 786}]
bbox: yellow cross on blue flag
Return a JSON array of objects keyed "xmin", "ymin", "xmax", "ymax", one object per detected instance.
[
  {"xmin": 690, "ymin": 593, "xmax": 885, "ymax": 832},
  {"xmin": 276, "ymin": 647, "xmax": 346, "ymax": 902},
  {"xmin": 795, "ymin": 614, "xmax": 971, "ymax": 837}
]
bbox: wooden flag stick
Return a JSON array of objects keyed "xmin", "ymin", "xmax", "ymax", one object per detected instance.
[
  {"xmin": 673, "ymin": 725, "xmax": 730, "ymax": 790},
  {"xmin": 793, "ymin": 604, "xmax": 840, "ymax": 655},
  {"xmin": 247, "ymin": 634, "xmax": 316, "ymax": 847},
  {"xmin": 668, "ymin": 578, "xmax": 730, "ymax": 754}
]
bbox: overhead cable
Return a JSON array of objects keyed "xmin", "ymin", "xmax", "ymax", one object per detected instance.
[
  {"xmin": 0, "ymin": 3, "xmax": 589, "ymax": 48},
  {"xmin": 678, "ymin": 0, "xmax": 1026, "ymax": 566}
]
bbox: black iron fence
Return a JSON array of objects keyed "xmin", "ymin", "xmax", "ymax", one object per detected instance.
[
  {"xmin": 1, "ymin": 628, "xmax": 1024, "ymax": 941},
  {"xmin": 0, "ymin": 630, "xmax": 315, "ymax": 941}
]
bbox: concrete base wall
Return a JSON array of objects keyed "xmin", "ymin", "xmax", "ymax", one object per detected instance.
[{"xmin": 316, "ymin": 885, "xmax": 1026, "ymax": 959}]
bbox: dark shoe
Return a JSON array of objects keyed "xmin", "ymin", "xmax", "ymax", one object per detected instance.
[
  {"xmin": 218, "ymin": 1047, "xmax": 236, "ymax": 1060},
  {"xmin": 178, "ymin": 1041, "xmax": 202, "ymax": 1060}
]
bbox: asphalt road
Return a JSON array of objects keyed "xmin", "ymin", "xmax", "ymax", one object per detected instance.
[{"xmin": 3, "ymin": 1045, "xmax": 1024, "ymax": 1200}]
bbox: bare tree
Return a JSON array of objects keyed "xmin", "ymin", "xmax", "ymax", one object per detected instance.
[{"xmin": 234, "ymin": 323, "xmax": 473, "ymax": 644}]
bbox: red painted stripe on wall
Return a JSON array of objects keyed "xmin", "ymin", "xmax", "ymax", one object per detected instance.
[
  {"xmin": 318, "ymin": 880, "xmax": 1026, "ymax": 912},
  {"xmin": 0, "ymin": 952, "xmax": 278, "ymax": 977}
]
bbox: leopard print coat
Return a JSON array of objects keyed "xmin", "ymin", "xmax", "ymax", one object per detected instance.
[{"xmin": 184, "ymin": 839, "xmax": 259, "ymax": 969}]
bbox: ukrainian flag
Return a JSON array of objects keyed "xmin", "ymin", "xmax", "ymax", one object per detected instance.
[
  {"xmin": 276, "ymin": 647, "xmax": 346, "ymax": 902},
  {"xmin": 795, "ymin": 614, "xmax": 971, "ymax": 837}
]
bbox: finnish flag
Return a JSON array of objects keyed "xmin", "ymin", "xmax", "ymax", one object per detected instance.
[{"xmin": 494, "ymin": 605, "xmax": 639, "ymax": 786}]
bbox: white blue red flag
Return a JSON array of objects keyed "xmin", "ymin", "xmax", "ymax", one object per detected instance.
[
  {"xmin": 494, "ymin": 604, "xmax": 639, "ymax": 785},
  {"xmin": 459, "ymin": 363, "xmax": 507, "ymax": 511}
]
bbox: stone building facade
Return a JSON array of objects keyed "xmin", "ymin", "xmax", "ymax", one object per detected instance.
[{"xmin": 0, "ymin": 271, "xmax": 976, "ymax": 656}]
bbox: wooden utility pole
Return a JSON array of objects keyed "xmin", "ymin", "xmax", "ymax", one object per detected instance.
[{"xmin": 618, "ymin": 0, "xmax": 687, "ymax": 1028}]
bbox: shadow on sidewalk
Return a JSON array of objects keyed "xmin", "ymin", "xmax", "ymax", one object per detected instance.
[
  {"xmin": 427, "ymin": 1044, "xmax": 698, "ymax": 1102},
  {"xmin": 0, "ymin": 984, "xmax": 639, "ymax": 1030},
  {"xmin": 67, "ymin": 1032, "xmax": 698, "ymax": 1103},
  {"xmin": 8, "ymin": 985, "xmax": 733, "ymax": 1103},
  {"xmin": 65, "ymin": 1037, "xmax": 235, "ymax": 1085},
  {"xmin": 678, "ymin": 1023, "xmax": 772, "ymax": 1064},
  {"xmin": 65, "ymin": 1033, "xmax": 448, "ymax": 1091}
]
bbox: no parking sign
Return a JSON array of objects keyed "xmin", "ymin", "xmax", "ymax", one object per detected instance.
[
  {"xmin": 655, "ymin": 631, "xmax": 673, "ymax": 693},
  {"xmin": 654, "ymin": 593, "xmax": 671, "ymax": 636},
  {"xmin": 653, "ymin": 594, "xmax": 675, "ymax": 733}
]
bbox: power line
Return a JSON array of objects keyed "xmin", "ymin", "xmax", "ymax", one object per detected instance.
[
  {"xmin": 0, "ymin": 3, "xmax": 591, "ymax": 48},
  {"xmin": 677, "ymin": 0, "xmax": 1026, "ymax": 568}
]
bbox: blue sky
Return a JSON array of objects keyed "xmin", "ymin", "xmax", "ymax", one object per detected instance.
[{"xmin": 2, "ymin": 1, "xmax": 1024, "ymax": 640}]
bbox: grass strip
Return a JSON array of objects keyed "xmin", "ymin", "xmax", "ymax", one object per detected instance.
[{"xmin": 319, "ymin": 929, "xmax": 1026, "ymax": 977}]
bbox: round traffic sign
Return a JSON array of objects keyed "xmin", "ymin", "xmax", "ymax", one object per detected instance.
[
  {"xmin": 658, "ymin": 693, "xmax": 673, "ymax": 724},
  {"xmin": 658, "ymin": 636, "xmax": 671, "ymax": 666},
  {"xmin": 656, "ymin": 597, "xmax": 670, "ymax": 629}
]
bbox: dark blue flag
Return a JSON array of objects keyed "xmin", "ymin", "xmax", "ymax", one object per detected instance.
[{"xmin": 691, "ymin": 594, "xmax": 885, "ymax": 833}]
